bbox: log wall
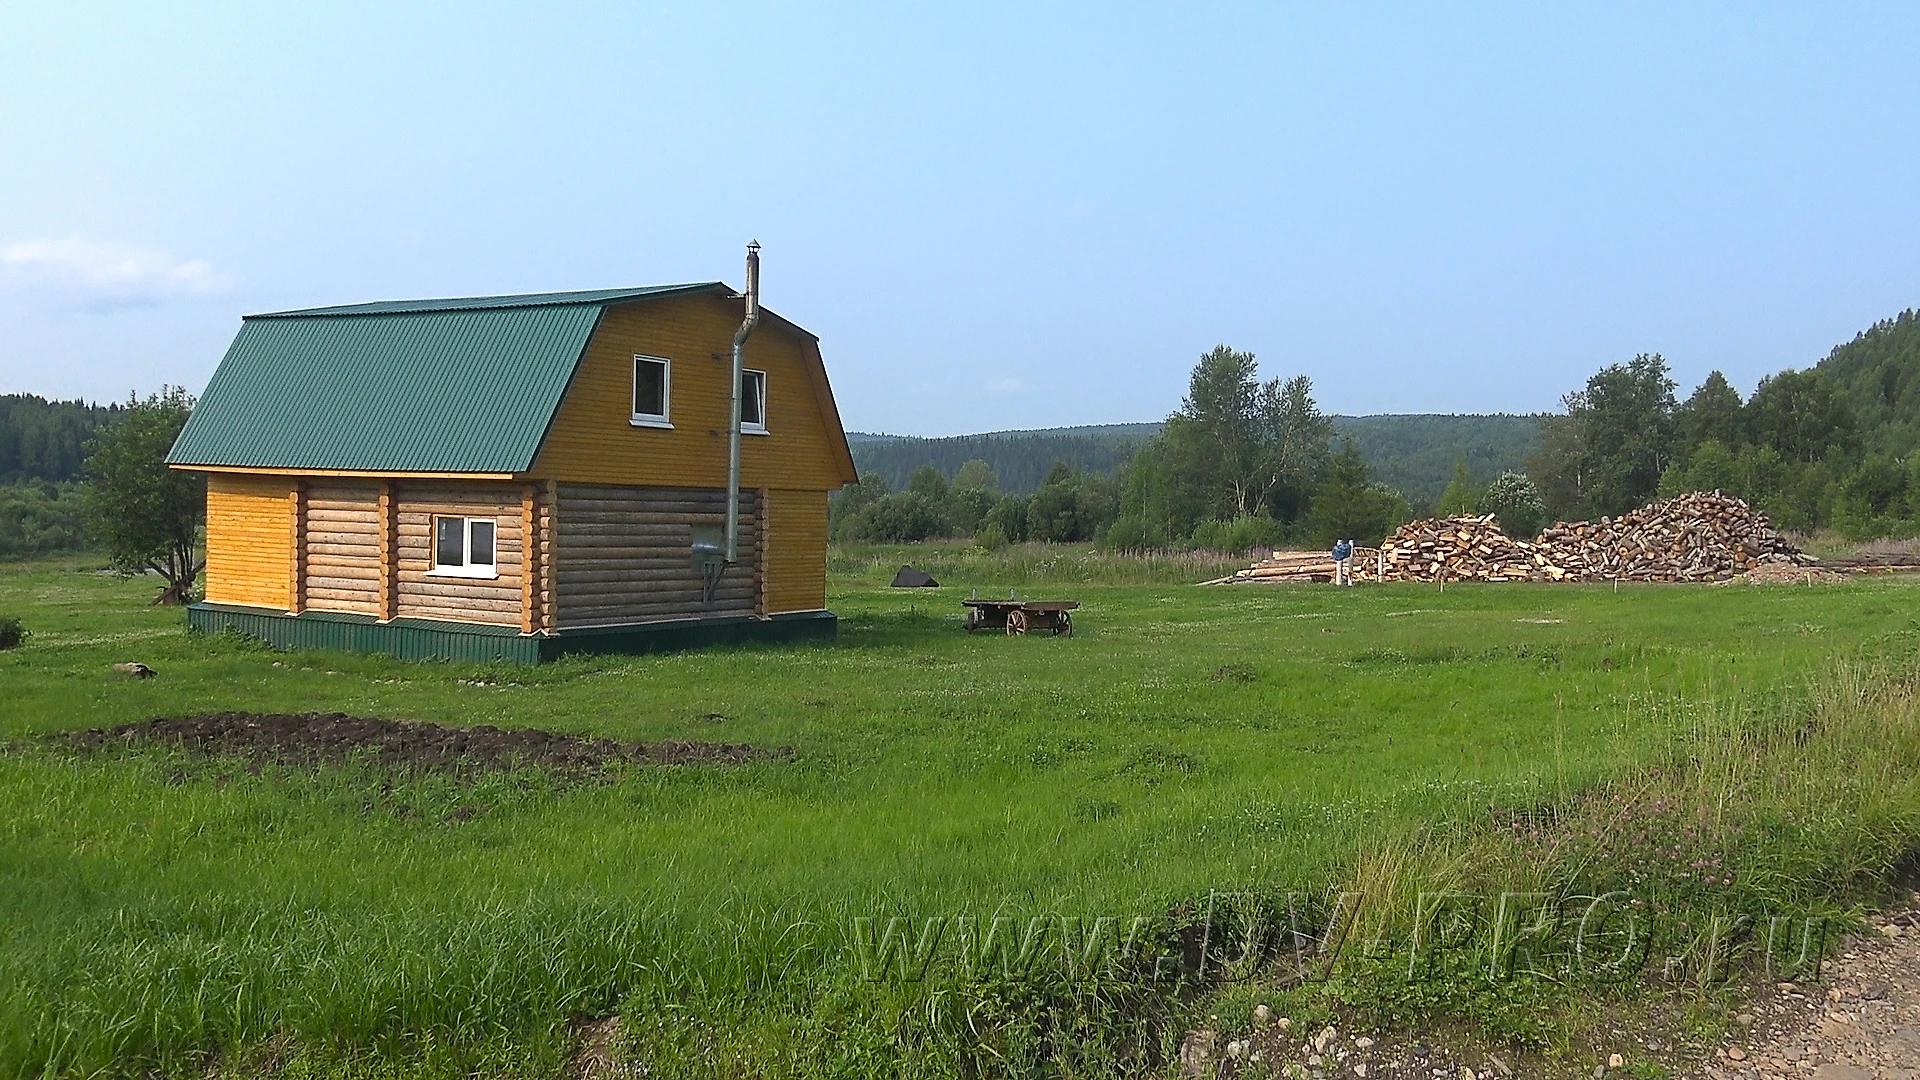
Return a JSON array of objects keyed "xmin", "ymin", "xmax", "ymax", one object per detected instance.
[
  {"xmin": 394, "ymin": 483, "xmax": 526, "ymax": 626},
  {"xmin": 302, "ymin": 481, "xmax": 383, "ymax": 615},
  {"xmin": 554, "ymin": 484, "xmax": 760, "ymax": 628}
]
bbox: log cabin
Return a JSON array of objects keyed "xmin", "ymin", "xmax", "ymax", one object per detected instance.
[{"xmin": 167, "ymin": 275, "xmax": 857, "ymax": 663}]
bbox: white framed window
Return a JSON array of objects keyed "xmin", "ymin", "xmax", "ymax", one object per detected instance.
[
  {"xmin": 741, "ymin": 368, "xmax": 768, "ymax": 433},
  {"xmin": 631, "ymin": 355, "xmax": 672, "ymax": 428},
  {"xmin": 429, "ymin": 516, "xmax": 498, "ymax": 578}
]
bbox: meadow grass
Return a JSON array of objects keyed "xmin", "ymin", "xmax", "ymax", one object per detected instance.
[{"xmin": 2, "ymin": 551, "xmax": 1919, "ymax": 1076}]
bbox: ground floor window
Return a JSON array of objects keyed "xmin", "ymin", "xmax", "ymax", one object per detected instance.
[{"xmin": 431, "ymin": 516, "xmax": 497, "ymax": 577}]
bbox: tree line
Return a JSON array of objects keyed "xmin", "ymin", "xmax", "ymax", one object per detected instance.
[
  {"xmin": 0, "ymin": 395, "xmax": 123, "ymax": 483},
  {"xmin": 1529, "ymin": 309, "xmax": 1920, "ymax": 536},
  {"xmin": 834, "ymin": 346, "xmax": 1455, "ymax": 551},
  {"xmin": 836, "ymin": 304, "xmax": 1920, "ymax": 551},
  {"xmin": 0, "ymin": 390, "xmax": 204, "ymax": 601}
]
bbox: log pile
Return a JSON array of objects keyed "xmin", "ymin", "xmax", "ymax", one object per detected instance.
[
  {"xmin": 1371, "ymin": 515, "xmax": 1540, "ymax": 582},
  {"xmin": 1530, "ymin": 492, "xmax": 1809, "ymax": 582},
  {"xmin": 1207, "ymin": 550, "xmax": 1350, "ymax": 584},
  {"xmin": 1208, "ymin": 492, "xmax": 1811, "ymax": 585}
]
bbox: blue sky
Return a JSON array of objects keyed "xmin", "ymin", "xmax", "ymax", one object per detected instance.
[{"xmin": 3, "ymin": 3, "xmax": 1917, "ymax": 435}]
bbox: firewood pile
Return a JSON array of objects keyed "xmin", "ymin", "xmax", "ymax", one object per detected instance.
[
  {"xmin": 1370, "ymin": 515, "xmax": 1540, "ymax": 582},
  {"xmin": 1207, "ymin": 493, "xmax": 1812, "ymax": 585},
  {"xmin": 1530, "ymin": 492, "xmax": 1810, "ymax": 582}
]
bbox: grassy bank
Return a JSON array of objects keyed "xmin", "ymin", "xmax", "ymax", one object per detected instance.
[{"xmin": 1, "ymin": 552, "xmax": 1918, "ymax": 1076}]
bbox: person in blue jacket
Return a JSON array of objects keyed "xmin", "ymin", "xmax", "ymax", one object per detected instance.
[{"xmin": 1332, "ymin": 537, "xmax": 1354, "ymax": 586}]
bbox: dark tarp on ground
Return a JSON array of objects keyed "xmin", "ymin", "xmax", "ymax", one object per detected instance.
[{"xmin": 891, "ymin": 566, "xmax": 939, "ymax": 588}]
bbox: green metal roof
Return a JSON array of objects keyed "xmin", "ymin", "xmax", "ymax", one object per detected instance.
[
  {"xmin": 253, "ymin": 282, "xmax": 725, "ymax": 319},
  {"xmin": 168, "ymin": 284, "xmax": 731, "ymax": 474}
]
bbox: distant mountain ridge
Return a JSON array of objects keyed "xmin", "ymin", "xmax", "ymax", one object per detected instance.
[{"xmin": 847, "ymin": 415, "xmax": 1542, "ymax": 501}]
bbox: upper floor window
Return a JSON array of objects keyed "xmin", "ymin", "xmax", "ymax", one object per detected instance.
[
  {"xmin": 742, "ymin": 368, "xmax": 768, "ymax": 433},
  {"xmin": 632, "ymin": 355, "xmax": 671, "ymax": 428},
  {"xmin": 430, "ymin": 516, "xmax": 497, "ymax": 579}
]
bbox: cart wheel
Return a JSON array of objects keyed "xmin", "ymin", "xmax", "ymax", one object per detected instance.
[
  {"xmin": 964, "ymin": 608, "xmax": 984, "ymax": 634},
  {"xmin": 1006, "ymin": 609, "xmax": 1029, "ymax": 636},
  {"xmin": 1053, "ymin": 611, "xmax": 1072, "ymax": 638}
]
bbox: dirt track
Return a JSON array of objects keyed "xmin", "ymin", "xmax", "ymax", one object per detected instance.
[
  {"xmin": 1694, "ymin": 909, "xmax": 1920, "ymax": 1080},
  {"xmin": 63, "ymin": 712, "xmax": 789, "ymax": 777}
]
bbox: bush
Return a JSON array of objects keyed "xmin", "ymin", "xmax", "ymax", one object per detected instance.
[
  {"xmin": 1480, "ymin": 472, "xmax": 1547, "ymax": 538},
  {"xmin": 1187, "ymin": 519, "xmax": 1230, "ymax": 552},
  {"xmin": 976, "ymin": 523, "xmax": 1009, "ymax": 551},
  {"xmin": 1100, "ymin": 514, "xmax": 1162, "ymax": 553},
  {"xmin": 1184, "ymin": 516, "xmax": 1282, "ymax": 555},
  {"xmin": 982, "ymin": 495, "xmax": 1029, "ymax": 544},
  {"xmin": 948, "ymin": 486, "xmax": 997, "ymax": 534},
  {"xmin": 0, "ymin": 482, "xmax": 90, "ymax": 560},
  {"xmin": 1225, "ymin": 515, "xmax": 1281, "ymax": 553},
  {"xmin": 1026, "ymin": 469, "xmax": 1119, "ymax": 542},
  {"xmin": 0, "ymin": 617, "xmax": 24, "ymax": 650},
  {"xmin": 844, "ymin": 492, "xmax": 949, "ymax": 542}
]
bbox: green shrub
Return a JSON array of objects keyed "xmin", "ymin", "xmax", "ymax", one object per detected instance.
[
  {"xmin": 1187, "ymin": 518, "xmax": 1230, "ymax": 552},
  {"xmin": 1184, "ymin": 516, "xmax": 1282, "ymax": 555},
  {"xmin": 1224, "ymin": 514, "xmax": 1280, "ymax": 553},
  {"xmin": 1099, "ymin": 514, "xmax": 1161, "ymax": 553},
  {"xmin": 843, "ymin": 492, "xmax": 949, "ymax": 542},
  {"xmin": 0, "ymin": 482, "xmax": 89, "ymax": 560},
  {"xmin": 1481, "ymin": 472, "xmax": 1547, "ymax": 538},
  {"xmin": 0, "ymin": 616, "xmax": 25, "ymax": 650}
]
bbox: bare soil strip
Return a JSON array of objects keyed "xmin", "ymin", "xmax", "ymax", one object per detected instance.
[{"xmin": 62, "ymin": 712, "xmax": 790, "ymax": 776}]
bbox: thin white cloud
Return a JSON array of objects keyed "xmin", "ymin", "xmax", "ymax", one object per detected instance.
[
  {"xmin": 984, "ymin": 377, "xmax": 1025, "ymax": 394},
  {"xmin": 0, "ymin": 236, "xmax": 226, "ymax": 301}
]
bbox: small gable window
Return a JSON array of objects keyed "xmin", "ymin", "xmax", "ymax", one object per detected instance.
[
  {"xmin": 430, "ymin": 516, "xmax": 498, "ymax": 578},
  {"xmin": 741, "ymin": 368, "xmax": 768, "ymax": 433},
  {"xmin": 632, "ymin": 355, "xmax": 671, "ymax": 428}
]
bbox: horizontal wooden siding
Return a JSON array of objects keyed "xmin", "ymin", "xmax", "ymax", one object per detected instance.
[
  {"xmin": 205, "ymin": 473, "xmax": 294, "ymax": 610},
  {"xmin": 532, "ymin": 295, "xmax": 849, "ymax": 491},
  {"xmin": 765, "ymin": 488, "xmax": 828, "ymax": 614}
]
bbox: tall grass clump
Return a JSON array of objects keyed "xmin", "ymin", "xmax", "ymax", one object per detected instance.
[{"xmin": 1233, "ymin": 660, "xmax": 1920, "ymax": 1046}]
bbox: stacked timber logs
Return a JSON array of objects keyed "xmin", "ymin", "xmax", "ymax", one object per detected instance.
[
  {"xmin": 1530, "ymin": 491, "xmax": 1809, "ymax": 582},
  {"xmin": 1207, "ymin": 550, "xmax": 1357, "ymax": 585},
  {"xmin": 1372, "ymin": 515, "xmax": 1539, "ymax": 582},
  {"xmin": 1207, "ymin": 493, "xmax": 1811, "ymax": 585}
]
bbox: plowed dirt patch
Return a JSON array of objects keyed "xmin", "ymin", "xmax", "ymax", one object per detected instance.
[{"xmin": 63, "ymin": 712, "xmax": 789, "ymax": 778}]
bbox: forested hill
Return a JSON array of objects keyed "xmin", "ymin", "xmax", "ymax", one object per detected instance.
[
  {"xmin": 848, "ymin": 427, "xmax": 1157, "ymax": 494},
  {"xmin": 848, "ymin": 414, "xmax": 1540, "ymax": 499},
  {"xmin": 0, "ymin": 395, "xmax": 122, "ymax": 483},
  {"xmin": 1814, "ymin": 308, "xmax": 1920, "ymax": 458},
  {"xmin": 1333, "ymin": 414, "xmax": 1542, "ymax": 502}
]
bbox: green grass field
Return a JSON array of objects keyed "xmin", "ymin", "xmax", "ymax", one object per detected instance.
[{"xmin": 4, "ymin": 549, "xmax": 1919, "ymax": 1078}]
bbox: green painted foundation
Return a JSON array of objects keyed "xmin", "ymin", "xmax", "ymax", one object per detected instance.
[{"xmin": 186, "ymin": 603, "xmax": 837, "ymax": 664}]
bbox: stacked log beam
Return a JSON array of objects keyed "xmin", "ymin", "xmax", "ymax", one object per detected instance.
[{"xmin": 1208, "ymin": 550, "xmax": 1346, "ymax": 585}]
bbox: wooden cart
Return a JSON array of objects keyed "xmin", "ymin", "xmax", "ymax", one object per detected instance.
[{"xmin": 962, "ymin": 599, "xmax": 1078, "ymax": 637}]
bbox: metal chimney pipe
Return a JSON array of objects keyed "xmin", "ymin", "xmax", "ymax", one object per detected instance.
[{"xmin": 725, "ymin": 241, "xmax": 760, "ymax": 564}]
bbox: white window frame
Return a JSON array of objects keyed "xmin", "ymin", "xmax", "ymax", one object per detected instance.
[
  {"xmin": 427, "ymin": 515, "xmax": 500, "ymax": 579},
  {"xmin": 741, "ymin": 367, "xmax": 769, "ymax": 434},
  {"xmin": 630, "ymin": 354, "xmax": 673, "ymax": 429}
]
